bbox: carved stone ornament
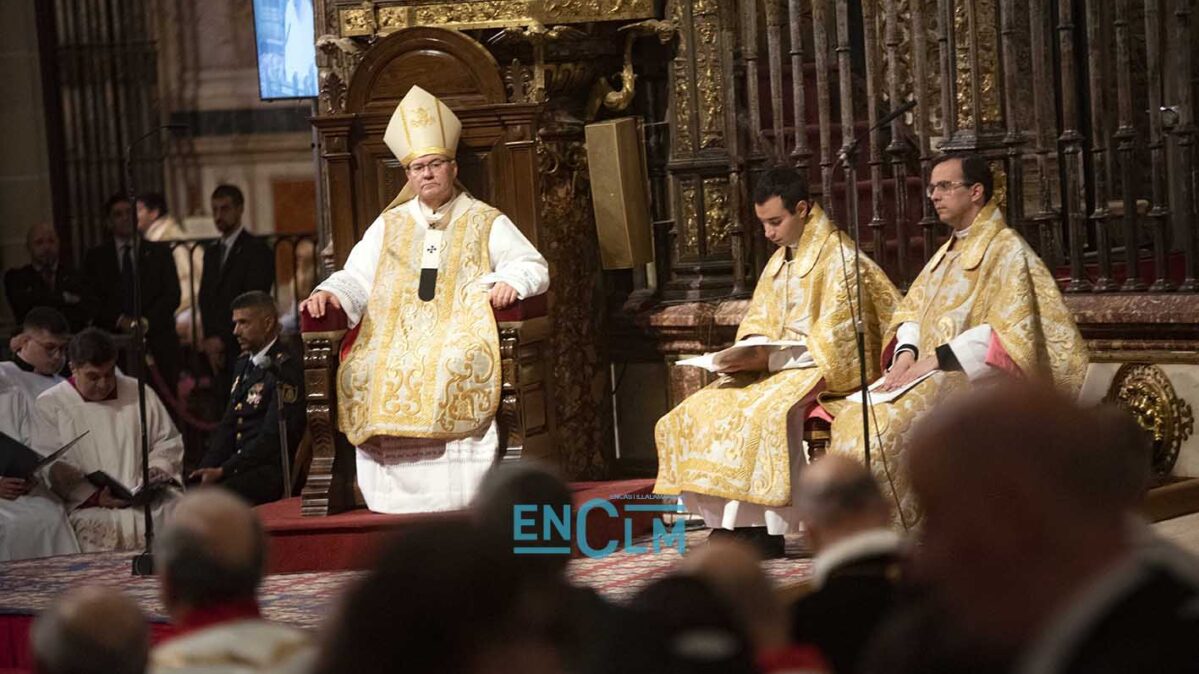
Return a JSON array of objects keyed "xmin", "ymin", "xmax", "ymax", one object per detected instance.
[{"xmin": 1104, "ymin": 363, "xmax": 1195, "ymax": 478}]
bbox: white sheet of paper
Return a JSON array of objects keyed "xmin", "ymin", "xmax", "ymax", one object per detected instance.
[
  {"xmin": 675, "ymin": 338, "xmax": 808, "ymax": 373},
  {"xmin": 847, "ymin": 370, "xmax": 938, "ymax": 404}
]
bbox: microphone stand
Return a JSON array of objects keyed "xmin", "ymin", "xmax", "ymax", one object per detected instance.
[
  {"xmin": 832, "ymin": 100, "xmax": 917, "ymax": 470},
  {"xmin": 125, "ymin": 124, "xmax": 186, "ymax": 576}
]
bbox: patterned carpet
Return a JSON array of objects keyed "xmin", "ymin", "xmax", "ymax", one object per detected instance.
[{"xmin": 0, "ymin": 530, "xmax": 813, "ymax": 628}]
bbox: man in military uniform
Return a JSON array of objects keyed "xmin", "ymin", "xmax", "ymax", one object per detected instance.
[{"xmin": 190, "ymin": 291, "xmax": 304, "ymax": 505}]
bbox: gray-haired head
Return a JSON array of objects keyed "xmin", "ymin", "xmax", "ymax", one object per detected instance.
[
  {"xmin": 795, "ymin": 455, "xmax": 891, "ymax": 552},
  {"xmin": 31, "ymin": 586, "xmax": 149, "ymax": 674},
  {"xmin": 154, "ymin": 489, "xmax": 266, "ymax": 619}
]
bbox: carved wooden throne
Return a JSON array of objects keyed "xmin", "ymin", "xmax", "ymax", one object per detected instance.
[{"xmin": 301, "ymin": 27, "xmax": 556, "ymax": 516}]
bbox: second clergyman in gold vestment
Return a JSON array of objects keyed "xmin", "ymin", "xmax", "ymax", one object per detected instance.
[
  {"xmin": 825, "ymin": 155, "xmax": 1088, "ymax": 528},
  {"xmin": 654, "ymin": 169, "xmax": 900, "ymax": 545}
]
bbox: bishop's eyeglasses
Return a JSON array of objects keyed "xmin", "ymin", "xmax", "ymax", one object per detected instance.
[{"xmin": 406, "ymin": 158, "xmax": 453, "ymax": 175}]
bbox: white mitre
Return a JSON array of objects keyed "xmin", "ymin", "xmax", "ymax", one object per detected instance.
[
  {"xmin": 384, "ymin": 85, "xmax": 462, "ymax": 165},
  {"xmin": 384, "ymin": 86, "xmax": 467, "ymax": 211}
]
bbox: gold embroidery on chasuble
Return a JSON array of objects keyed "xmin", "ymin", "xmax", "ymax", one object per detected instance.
[
  {"xmin": 337, "ymin": 202, "xmax": 502, "ymax": 446},
  {"xmin": 825, "ymin": 201, "xmax": 1087, "ymax": 528},
  {"xmin": 655, "ymin": 204, "xmax": 898, "ymax": 507}
]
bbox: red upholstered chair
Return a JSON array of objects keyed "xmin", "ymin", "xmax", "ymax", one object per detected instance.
[{"xmin": 297, "ymin": 296, "xmax": 554, "ymax": 516}]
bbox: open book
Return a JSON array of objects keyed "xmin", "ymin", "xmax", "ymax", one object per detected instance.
[
  {"xmin": 86, "ymin": 470, "xmax": 179, "ymax": 507},
  {"xmin": 846, "ymin": 370, "xmax": 938, "ymax": 404},
  {"xmin": 0, "ymin": 431, "xmax": 89, "ymax": 480},
  {"xmin": 676, "ymin": 336, "xmax": 810, "ymax": 373}
]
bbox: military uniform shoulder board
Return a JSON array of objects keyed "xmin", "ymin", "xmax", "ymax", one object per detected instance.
[{"xmin": 281, "ymin": 383, "xmax": 298, "ymax": 404}]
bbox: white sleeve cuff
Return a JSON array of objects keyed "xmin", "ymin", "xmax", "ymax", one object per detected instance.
[
  {"xmin": 896, "ymin": 321, "xmax": 920, "ymax": 349},
  {"xmin": 947, "ymin": 324, "xmax": 994, "ymax": 380}
]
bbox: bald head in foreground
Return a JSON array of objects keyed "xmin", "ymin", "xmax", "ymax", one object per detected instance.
[
  {"xmin": 32, "ymin": 586, "xmax": 149, "ymax": 674},
  {"xmin": 906, "ymin": 382, "xmax": 1199, "ymax": 671},
  {"xmin": 681, "ymin": 538, "xmax": 790, "ymax": 654},
  {"xmin": 151, "ymin": 489, "xmax": 312, "ymax": 673},
  {"xmin": 788, "ymin": 455, "xmax": 906, "ymax": 674}
]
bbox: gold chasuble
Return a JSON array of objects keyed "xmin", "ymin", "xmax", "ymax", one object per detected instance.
[
  {"xmin": 655, "ymin": 204, "xmax": 900, "ymax": 508},
  {"xmin": 337, "ymin": 199, "xmax": 502, "ymax": 446},
  {"xmin": 826, "ymin": 201, "xmax": 1087, "ymax": 527}
]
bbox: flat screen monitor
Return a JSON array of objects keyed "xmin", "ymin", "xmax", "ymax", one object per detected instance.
[{"xmin": 252, "ymin": 0, "xmax": 318, "ymax": 100}]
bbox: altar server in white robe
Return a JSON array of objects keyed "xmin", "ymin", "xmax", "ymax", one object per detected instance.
[
  {"xmin": 1, "ymin": 306, "xmax": 70, "ymax": 400},
  {"xmin": 303, "ymin": 85, "xmax": 549, "ymax": 514},
  {"xmin": 38, "ymin": 328, "xmax": 183, "ymax": 552},
  {"xmin": 0, "ymin": 367, "xmax": 79, "ymax": 561}
]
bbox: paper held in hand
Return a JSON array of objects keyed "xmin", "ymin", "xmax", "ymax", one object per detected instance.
[
  {"xmin": 676, "ymin": 336, "xmax": 809, "ymax": 373},
  {"xmin": 846, "ymin": 370, "xmax": 938, "ymax": 404}
]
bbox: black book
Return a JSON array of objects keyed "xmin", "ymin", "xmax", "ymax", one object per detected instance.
[
  {"xmin": 85, "ymin": 470, "xmax": 178, "ymax": 507},
  {"xmin": 0, "ymin": 431, "xmax": 89, "ymax": 480}
]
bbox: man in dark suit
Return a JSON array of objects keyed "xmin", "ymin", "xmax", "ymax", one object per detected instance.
[
  {"xmin": 83, "ymin": 194, "xmax": 181, "ymax": 390},
  {"xmin": 789, "ymin": 455, "xmax": 905, "ymax": 674},
  {"xmin": 191, "ymin": 291, "xmax": 304, "ymax": 505},
  {"xmin": 898, "ymin": 384, "xmax": 1199, "ymax": 674},
  {"xmin": 4, "ymin": 222, "xmax": 94, "ymax": 332},
  {"xmin": 198, "ymin": 185, "xmax": 275, "ymax": 386}
]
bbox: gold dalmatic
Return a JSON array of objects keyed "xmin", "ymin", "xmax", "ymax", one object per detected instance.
[
  {"xmin": 654, "ymin": 204, "xmax": 900, "ymax": 506},
  {"xmin": 825, "ymin": 201, "xmax": 1089, "ymax": 527},
  {"xmin": 337, "ymin": 200, "xmax": 501, "ymax": 446}
]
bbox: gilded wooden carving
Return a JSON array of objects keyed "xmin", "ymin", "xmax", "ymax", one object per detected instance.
[
  {"xmin": 536, "ymin": 137, "xmax": 610, "ymax": 478},
  {"xmin": 336, "ymin": 0, "xmax": 654, "ymax": 36},
  {"xmin": 703, "ymin": 178, "xmax": 732, "ymax": 251},
  {"xmin": 677, "ymin": 179, "xmax": 700, "ymax": 258},
  {"xmin": 693, "ymin": 2, "xmax": 724, "ymax": 149},
  {"xmin": 316, "ymin": 35, "xmax": 365, "ymax": 113},
  {"xmin": 1105, "ymin": 363, "xmax": 1195, "ymax": 479},
  {"xmin": 669, "ymin": 0, "xmax": 694, "ymax": 154}
]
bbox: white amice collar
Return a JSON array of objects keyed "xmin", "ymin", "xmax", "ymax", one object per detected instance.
[{"xmin": 418, "ymin": 191, "xmax": 462, "ymax": 226}]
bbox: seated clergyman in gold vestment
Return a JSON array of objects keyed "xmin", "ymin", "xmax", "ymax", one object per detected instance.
[
  {"xmin": 654, "ymin": 168, "xmax": 900, "ymax": 556},
  {"xmin": 825, "ymin": 154, "xmax": 1088, "ymax": 528},
  {"xmin": 302, "ymin": 87, "xmax": 550, "ymax": 514}
]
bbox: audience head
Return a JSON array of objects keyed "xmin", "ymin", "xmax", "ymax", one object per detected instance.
[
  {"xmin": 135, "ymin": 193, "xmax": 168, "ymax": 232},
  {"xmin": 928, "ymin": 153, "xmax": 992, "ymax": 229},
  {"xmin": 31, "ymin": 585, "xmax": 149, "ymax": 674},
  {"xmin": 680, "ymin": 539, "xmax": 790, "ymax": 653},
  {"xmin": 752, "ymin": 167, "xmax": 811, "ymax": 248},
  {"xmin": 14, "ymin": 307, "xmax": 70, "ymax": 375},
  {"xmin": 105, "ymin": 194, "xmax": 135, "ymax": 239},
  {"xmin": 26, "ymin": 222, "xmax": 61, "ymax": 269},
  {"xmin": 795, "ymin": 455, "xmax": 892, "ymax": 553},
  {"xmin": 230, "ymin": 291, "xmax": 280, "ymax": 355},
  {"xmin": 405, "ymin": 153, "xmax": 458, "ymax": 208},
  {"xmin": 315, "ymin": 519, "xmax": 563, "ymax": 674},
  {"xmin": 612, "ymin": 575, "xmax": 757, "ymax": 674},
  {"xmin": 211, "ymin": 185, "xmax": 245, "ymax": 235},
  {"xmin": 907, "ymin": 382, "xmax": 1140, "ymax": 649},
  {"xmin": 155, "ymin": 489, "xmax": 266, "ymax": 621},
  {"xmin": 68, "ymin": 329, "xmax": 119, "ymax": 401},
  {"xmin": 471, "ymin": 461, "xmax": 574, "ymax": 579}
]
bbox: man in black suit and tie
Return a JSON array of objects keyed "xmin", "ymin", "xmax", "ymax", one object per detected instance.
[
  {"xmin": 4, "ymin": 222, "xmax": 94, "ymax": 333},
  {"xmin": 198, "ymin": 185, "xmax": 275, "ymax": 391},
  {"xmin": 789, "ymin": 455, "xmax": 906, "ymax": 674},
  {"xmin": 83, "ymin": 194, "xmax": 182, "ymax": 390},
  {"xmin": 191, "ymin": 291, "xmax": 304, "ymax": 505}
]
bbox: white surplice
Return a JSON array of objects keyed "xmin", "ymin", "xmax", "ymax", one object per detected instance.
[
  {"xmin": 0, "ymin": 370, "xmax": 79, "ymax": 561},
  {"xmin": 316, "ymin": 193, "xmax": 550, "ymax": 514},
  {"xmin": 0, "ymin": 360, "xmax": 64, "ymax": 400},
  {"xmin": 35, "ymin": 374, "xmax": 183, "ymax": 552}
]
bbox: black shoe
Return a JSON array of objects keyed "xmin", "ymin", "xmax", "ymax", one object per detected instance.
[{"xmin": 739, "ymin": 526, "xmax": 786, "ymax": 559}]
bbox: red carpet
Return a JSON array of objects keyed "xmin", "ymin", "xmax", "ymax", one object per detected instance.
[{"xmin": 257, "ymin": 479, "xmax": 661, "ymax": 573}]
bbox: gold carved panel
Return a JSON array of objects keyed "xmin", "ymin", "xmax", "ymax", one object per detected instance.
[
  {"xmin": 339, "ymin": 0, "xmax": 655, "ymax": 36},
  {"xmin": 677, "ymin": 178, "xmax": 700, "ymax": 258},
  {"xmin": 670, "ymin": 0, "xmax": 695, "ymax": 154},
  {"xmin": 1105, "ymin": 363, "xmax": 1195, "ymax": 478},
  {"xmin": 693, "ymin": 0, "xmax": 724, "ymax": 149},
  {"xmin": 702, "ymin": 178, "xmax": 731, "ymax": 252}
]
